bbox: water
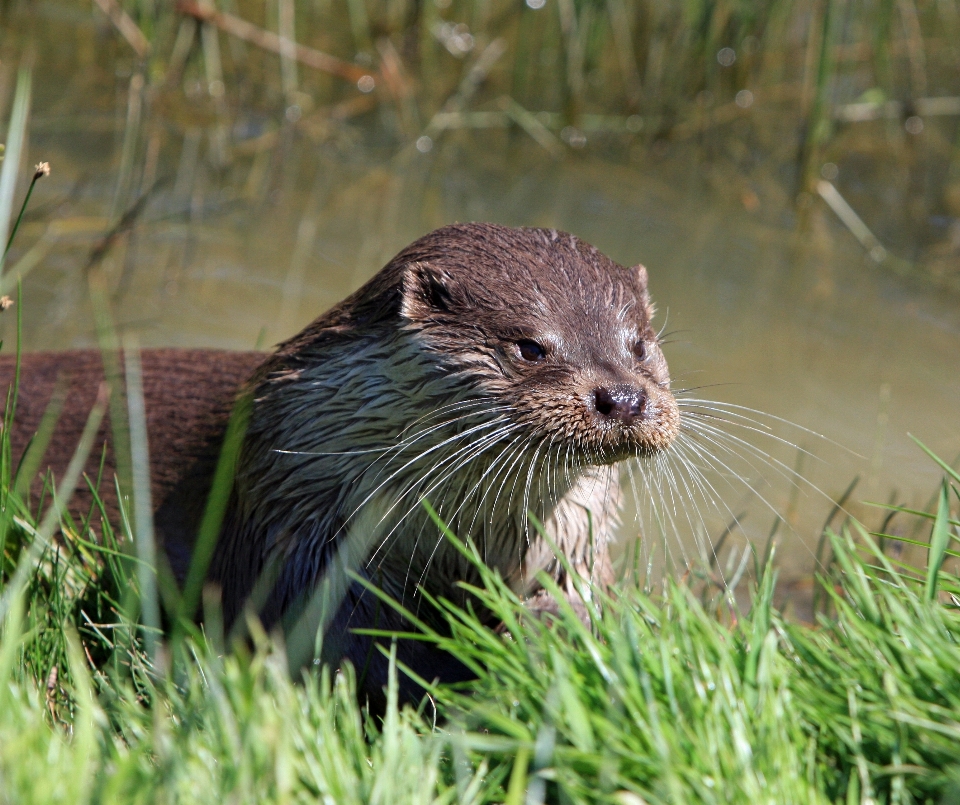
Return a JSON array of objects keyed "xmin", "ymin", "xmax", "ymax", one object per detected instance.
[{"xmin": 3, "ymin": 3, "xmax": 959, "ymax": 599}]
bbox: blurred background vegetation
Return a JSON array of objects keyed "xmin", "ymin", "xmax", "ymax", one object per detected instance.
[{"xmin": 2, "ymin": 0, "xmax": 959, "ymax": 283}]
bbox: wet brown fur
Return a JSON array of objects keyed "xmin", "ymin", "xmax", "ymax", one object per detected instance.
[
  {"xmin": 0, "ymin": 350, "xmax": 263, "ymax": 575},
  {"xmin": 0, "ymin": 223, "xmax": 678, "ymax": 708}
]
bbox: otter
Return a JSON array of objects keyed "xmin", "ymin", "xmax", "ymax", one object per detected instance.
[{"xmin": 1, "ymin": 223, "xmax": 679, "ymax": 706}]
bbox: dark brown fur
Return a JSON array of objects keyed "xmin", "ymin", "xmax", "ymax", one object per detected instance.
[
  {"xmin": 0, "ymin": 350, "xmax": 263, "ymax": 572},
  {"xmin": 0, "ymin": 223, "xmax": 678, "ymax": 708}
]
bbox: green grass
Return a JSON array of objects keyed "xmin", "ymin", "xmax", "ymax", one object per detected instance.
[
  {"xmin": 2, "ymin": 514, "xmax": 960, "ymax": 804},
  {"xmin": 390, "ymin": 517, "xmax": 960, "ymax": 804},
  {"xmin": 0, "ymin": 352, "xmax": 959, "ymax": 804}
]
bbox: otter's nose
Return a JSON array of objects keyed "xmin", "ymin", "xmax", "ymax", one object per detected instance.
[{"xmin": 592, "ymin": 385, "xmax": 646, "ymax": 426}]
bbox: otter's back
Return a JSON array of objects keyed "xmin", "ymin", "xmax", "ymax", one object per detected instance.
[{"xmin": 0, "ymin": 349, "xmax": 265, "ymax": 568}]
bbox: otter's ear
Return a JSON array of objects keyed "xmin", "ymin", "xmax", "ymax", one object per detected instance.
[
  {"xmin": 630, "ymin": 263, "xmax": 649, "ymax": 289},
  {"xmin": 629, "ymin": 263, "xmax": 655, "ymax": 319},
  {"xmin": 400, "ymin": 262, "xmax": 454, "ymax": 320}
]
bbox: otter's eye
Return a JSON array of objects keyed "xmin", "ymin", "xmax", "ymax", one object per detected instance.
[
  {"xmin": 633, "ymin": 340, "xmax": 647, "ymax": 361},
  {"xmin": 517, "ymin": 339, "xmax": 547, "ymax": 362}
]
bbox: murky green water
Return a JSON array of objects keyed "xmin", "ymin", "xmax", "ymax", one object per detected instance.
[{"xmin": 3, "ymin": 3, "xmax": 959, "ymax": 595}]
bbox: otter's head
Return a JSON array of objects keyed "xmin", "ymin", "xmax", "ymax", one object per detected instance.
[{"xmin": 387, "ymin": 223, "xmax": 680, "ymax": 464}]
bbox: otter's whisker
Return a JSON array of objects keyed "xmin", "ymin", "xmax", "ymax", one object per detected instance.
[
  {"xmin": 520, "ymin": 436, "xmax": 551, "ymax": 549},
  {"xmin": 365, "ymin": 405, "xmax": 516, "ymax": 476},
  {"xmin": 402, "ymin": 425, "xmax": 535, "ymax": 600},
  {"xmin": 667, "ymin": 439, "xmax": 750, "ymax": 535},
  {"xmin": 367, "ymin": 420, "xmax": 524, "ymax": 563},
  {"xmin": 274, "ymin": 446, "xmax": 394, "ymax": 456},
  {"xmin": 681, "ymin": 418, "xmax": 816, "ymax": 494},
  {"xmin": 373, "ymin": 420, "xmax": 525, "ymax": 552},
  {"xmin": 639, "ymin": 453, "xmax": 685, "ymax": 571},
  {"xmin": 463, "ymin": 430, "xmax": 534, "ymax": 540},
  {"xmin": 398, "ymin": 397, "xmax": 502, "ymax": 437},
  {"xmin": 335, "ymin": 415, "xmax": 517, "ymax": 551},
  {"xmin": 365, "ymin": 411, "xmax": 514, "ymax": 485},
  {"xmin": 681, "ymin": 421, "xmax": 798, "ymax": 490},
  {"xmin": 671, "ymin": 431, "xmax": 799, "ymax": 528},
  {"xmin": 485, "ymin": 431, "xmax": 539, "ymax": 534},
  {"xmin": 655, "ymin": 310, "xmax": 671, "ymax": 340},
  {"xmin": 364, "ymin": 429, "xmax": 528, "ymax": 615},
  {"xmin": 680, "ymin": 408, "xmax": 826, "ymax": 464},
  {"xmin": 657, "ymin": 443, "xmax": 721, "ymax": 572},
  {"xmin": 413, "ymin": 438, "xmax": 536, "ymax": 601},
  {"xmin": 678, "ymin": 398, "xmax": 861, "ymax": 457},
  {"xmin": 664, "ymin": 440, "xmax": 750, "ymax": 579}
]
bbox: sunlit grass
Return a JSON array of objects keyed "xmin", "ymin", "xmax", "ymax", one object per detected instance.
[{"xmin": 1, "ymin": 366, "xmax": 958, "ymax": 803}]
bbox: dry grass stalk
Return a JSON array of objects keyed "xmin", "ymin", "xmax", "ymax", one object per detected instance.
[
  {"xmin": 176, "ymin": 0, "xmax": 376, "ymax": 85},
  {"xmin": 92, "ymin": 0, "xmax": 151, "ymax": 58}
]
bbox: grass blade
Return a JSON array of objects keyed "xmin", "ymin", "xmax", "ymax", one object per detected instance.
[
  {"xmin": 177, "ymin": 391, "xmax": 251, "ymax": 623},
  {"xmin": 924, "ymin": 480, "xmax": 951, "ymax": 602},
  {"xmin": 3, "ymin": 163, "xmax": 49, "ymax": 261},
  {"xmin": 911, "ymin": 435, "xmax": 960, "ymax": 487},
  {"xmin": 0, "ymin": 66, "xmax": 32, "ymax": 276},
  {"xmin": 123, "ymin": 337, "xmax": 160, "ymax": 664},
  {"xmin": 0, "ymin": 384, "xmax": 107, "ymax": 622}
]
